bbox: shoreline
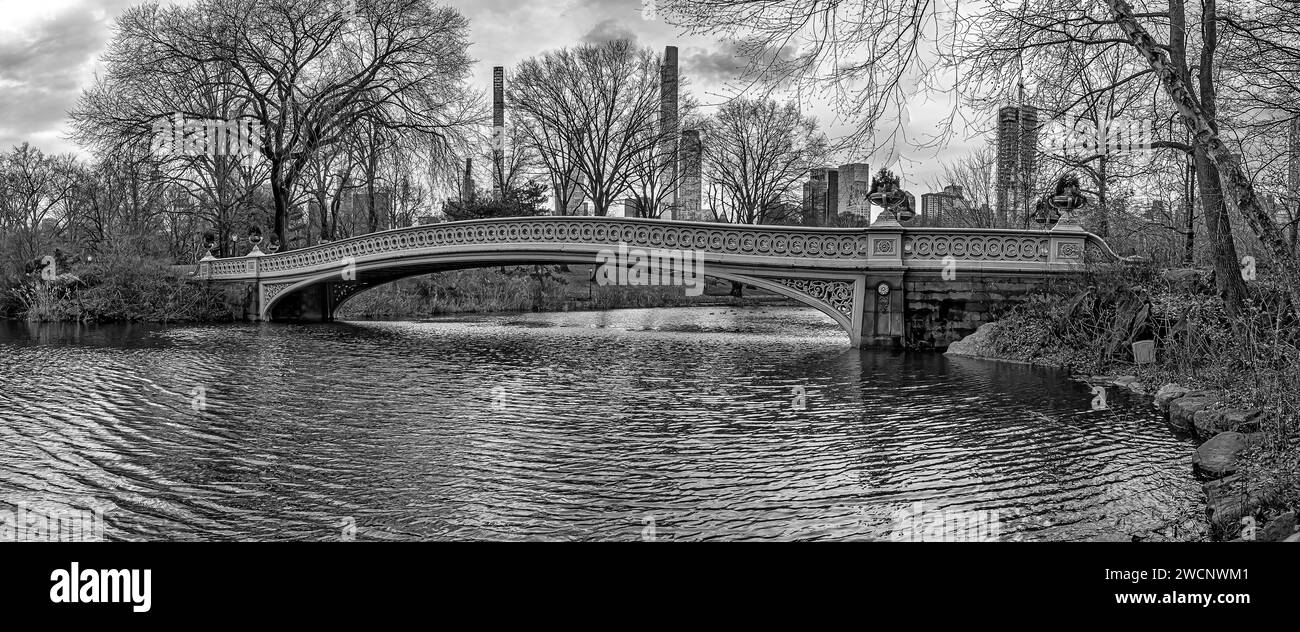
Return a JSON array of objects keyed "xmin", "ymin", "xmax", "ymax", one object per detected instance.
[
  {"xmin": 1, "ymin": 296, "xmax": 806, "ymax": 326},
  {"xmin": 945, "ymin": 321, "xmax": 1300, "ymax": 543}
]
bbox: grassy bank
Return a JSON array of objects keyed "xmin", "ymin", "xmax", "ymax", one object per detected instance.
[
  {"xmin": 1, "ymin": 254, "xmax": 234, "ymax": 323},
  {"xmin": 336, "ymin": 265, "xmax": 794, "ymax": 318},
  {"xmin": 977, "ymin": 261, "xmax": 1299, "ymax": 539}
]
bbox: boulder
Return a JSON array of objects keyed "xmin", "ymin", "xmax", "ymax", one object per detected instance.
[
  {"xmin": 1192, "ymin": 407, "xmax": 1231, "ymax": 441},
  {"xmin": 1169, "ymin": 392, "xmax": 1219, "ymax": 431},
  {"xmin": 1162, "ymin": 268, "xmax": 1212, "ymax": 289},
  {"xmin": 1204, "ymin": 475, "xmax": 1258, "ymax": 533},
  {"xmin": 1153, "ymin": 383, "xmax": 1191, "ymax": 410},
  {"xmin": 944, "ymin": 322, "xmax": 1000, "ymax": 358},
  {"xmin": 1192, "ymin": 431, "xmax": 1260, "ymax": 479},
  {"xmin": 1222, "ymin": 409, "xmax": 1263, "ymax": 434}
]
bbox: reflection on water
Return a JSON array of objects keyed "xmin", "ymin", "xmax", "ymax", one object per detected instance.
[{"xmin": 0, "ymin": 307, "xmax": 1201, "ymax": 541}]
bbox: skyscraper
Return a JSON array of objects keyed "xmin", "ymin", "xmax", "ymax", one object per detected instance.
[
  {"xmin": 679, "ymin": 129, "xmax": 703, "ymax": 221},
  {"xmin": 996, "ymin": 105, "xmax": 1039, "ymax": 225},
  {"xmin": 492, "ymin": 66, "xmax": 505, "ymax": 198},
  {"xmin": 838, "ymin": 163, "xmax": 871, "ymax": 218},
  {"xmin": 659, "ymin": 46, "xmax": 679, "ymax": 219},
  {"xmin": 826, "ymin": 169, "xmax": 839, "ymax": 222},
  {"xmin": 802, "ymin": 168, "xmax": 838, "ymax": 225},
  {"xmin": 462, "ymin": 158, "xmax": 474, "ymax": 202}
]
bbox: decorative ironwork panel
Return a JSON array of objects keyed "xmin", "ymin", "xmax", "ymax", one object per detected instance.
[
  {"xmin": 331, "ymin": 283, "xmax": 371, "ymax": 306},
  {"xmin": 771, "ymin": 278, "xmax": 855, "ymax": 318},
  {"xmin": 262, "ymin": 282, "xmax": 296, "ymax": 304},
  {"xmin": 903, "ymin": 235, "xmax": 1049, "ymax": 263}
]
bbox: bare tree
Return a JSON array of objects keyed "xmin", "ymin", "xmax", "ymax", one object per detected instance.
[
  {"xmin": 622, "ymin": 85, "xmax": 701, "ymax": 218},
  {"xmin": 480, "ymin": 121, "xmax": 546, "ymax": 200},
  {"xmin": 928, "ymin": 147, "xmax": 1000, "ymax": 228},
  {"xmin": 701, "ymin": 98, "xmax": 827, "ymax": 225},
  {"xmin": 72, "ymin": 0, "xmax": 480, "ymax": 248},
  {"xmin": 0, "ymin": 144, "xmax": 82, "ymax": 266},
  {"xmin": 658, "ymin": 0, "xmax": 937, "ymax": 154},
  {"xmin": 508, "ymin": 40, "xmax": 667, "ymax": 216}
]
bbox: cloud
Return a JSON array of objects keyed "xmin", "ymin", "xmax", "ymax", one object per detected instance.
[
  {"xmin": 680, "ymin": 40, "xmax": 799, "ymax": 87},
  {"xmin": 0, "ymin": 2, "xmax": 123, "ymax": 153},
  {"xmin": 681, "ymin": 45, "xmax": 744, "ymax": 85},
  {"xmin": 580, "ymin": 18, "xmax": 638, "ymax": 45}
]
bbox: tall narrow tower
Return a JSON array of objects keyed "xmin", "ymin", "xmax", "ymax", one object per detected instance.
[
  {"xmin": 462, "ymin": 158, "xmax": 474, "ymax": 202},
  {"xmin": 492, "ymin": 66, "xmax": 505, "ymax": 198},
  {"xmin": 679, "ymin": 129, "xmax": 702, "ymax": 221},
  {"xmin": 659, "ymin": 46, "xmax": 679, "ymax": 219}
]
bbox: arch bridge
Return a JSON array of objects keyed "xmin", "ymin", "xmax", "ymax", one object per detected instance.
[{"xmin": 195, "ymin": 215, "xmax": 1122, "ymax": 349}]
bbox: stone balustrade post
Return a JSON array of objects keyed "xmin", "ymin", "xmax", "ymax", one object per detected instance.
[{"xmin": 1048, "ymin": 215, "xmax": 1087, "ymax": 265}]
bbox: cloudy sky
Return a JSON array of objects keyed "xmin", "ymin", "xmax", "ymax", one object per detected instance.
[{"xmin": 0, "ymin": 0, "xmax": 984, "ymax": 189}]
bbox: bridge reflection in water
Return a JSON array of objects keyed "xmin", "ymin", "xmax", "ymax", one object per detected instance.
[{"xmin": 196, "ymin": 215, "xmax": 1123, "ymax": 349}]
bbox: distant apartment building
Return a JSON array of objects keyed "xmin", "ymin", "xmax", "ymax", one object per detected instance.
[
  {"xmin": 920, "ymin": 185, "xmax": 965, "ymax": 225},
  {"xmin": 802, "ymin": 163, "xmax": 874, "ymax": 224},
  {"xmin": 838, "ymin": 163, "xmax": 872, "ymax": 218},
  {"xmin": 922, "ymin": 185, "xmax": 966, "ymax": 224},
  {"xmin": 802, "ymin": 167, "xmax": 837, "ymax": 225}
]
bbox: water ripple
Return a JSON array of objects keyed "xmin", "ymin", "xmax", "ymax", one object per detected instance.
[{"xmin": 0, "ymin": 307, "xmax": 1200, "ymax": 541}]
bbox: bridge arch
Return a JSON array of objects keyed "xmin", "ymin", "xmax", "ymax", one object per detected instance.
[
  {"xmin": 197, "ymin": 216, "xmax": 1118, "ymax": 348},
  {"xmin": 260, "ymin": 253, "xmax": 859, "ymax": 344}
]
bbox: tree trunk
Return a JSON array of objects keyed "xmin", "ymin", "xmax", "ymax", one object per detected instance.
[
  {"xmin": 1184, "ymin": 147, "xmax": 1196, "ymax": 265},
  {"xmin": 1107, "ymin": 0, "xmax": 1300, "ymax": 320},
  {"xmin": 1192, "ymin": 0, "xmax": 1246, "ymax": 318},
  {"xmin": 366, "ymin": 137, "xmax": 380, "ymax": 234},
  {"xmin": 271, "ymin": 171, "xmax": 289, "ymax": 251},
  {"xmin": 1194, "ymin": 146, "xmax": 1247, "ymax": 317},
  {"xmin": 1096, "ymin": 157, "xmax": 1109, "ymax": 237}
]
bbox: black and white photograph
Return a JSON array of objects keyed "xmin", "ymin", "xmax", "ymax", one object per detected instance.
[{"xmin": 0, "ymin": 0, "xmax": 1296, "ymax": 616}]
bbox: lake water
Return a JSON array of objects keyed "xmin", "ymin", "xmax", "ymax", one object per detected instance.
[{"xmin": 0, "ymin": 306, "xmax": 1203, "ymax": 541}]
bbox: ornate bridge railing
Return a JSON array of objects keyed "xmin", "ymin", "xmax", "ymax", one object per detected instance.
[{"xmin": 196, "ymin": 216, "xmax": 1115, "ymax": 282}]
